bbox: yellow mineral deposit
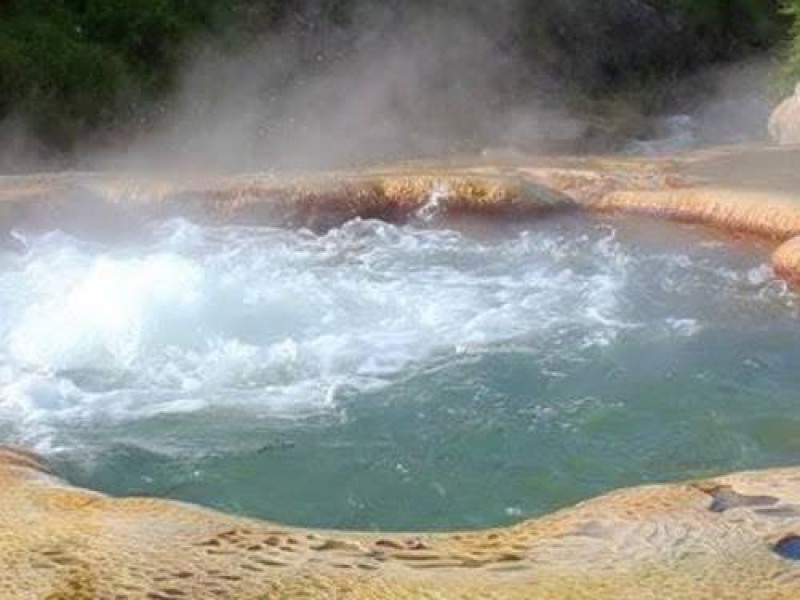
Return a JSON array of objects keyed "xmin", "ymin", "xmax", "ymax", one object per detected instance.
[
  {"xmin": 3, "ymin": 444, "xmax": 800, "ymax": 599},
  {"xmin": 3, "ymin": 146, "xmax": 800, "ymax": 282}
]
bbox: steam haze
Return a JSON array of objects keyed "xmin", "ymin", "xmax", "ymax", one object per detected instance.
[
  {"xmin": 101, "ymin": 1, "xmax": 584, "ymax": 172},
  {"xmin": 0, "ymin": 0, "xmax": 781, "ymax": 173}
]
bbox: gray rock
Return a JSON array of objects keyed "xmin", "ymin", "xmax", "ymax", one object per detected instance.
[{"xmin": 769, "ymin": 83, "xmax": 800, "ymax": 145}]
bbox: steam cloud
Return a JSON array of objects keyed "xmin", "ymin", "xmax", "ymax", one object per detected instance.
[
  {"xmin": 1, "ymin": 1, "xmax": 778, "ymax": 173},
  {"xmin": 100, "ymin": 1, "xmax": 583, "ymax": 173}
]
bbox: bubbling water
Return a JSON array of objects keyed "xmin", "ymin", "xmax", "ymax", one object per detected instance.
[
  {"xmin": 0, "ymin": 217, "xmax": 644, "ymax": 447},
  {"xmin": 1, "ymin": 213, "xmax": 799, "ymax": 529}
]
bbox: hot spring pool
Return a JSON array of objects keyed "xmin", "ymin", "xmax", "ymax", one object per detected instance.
[{"xmin": 1, "ymin": 213, "xmax": 799, "ymax": 531}]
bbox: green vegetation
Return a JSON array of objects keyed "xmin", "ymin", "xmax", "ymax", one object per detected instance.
[
  {"xmin": 523, "ymin": 0, "xmax": 785, "ymax": 89},
  {"xmin": 0, "ymin": 0, "xmax": 797, "ymax": 157},
  {"xmin": 784, "ymin": 0, "xmax": 800, "ymax": 89},
  {"xmin": 664, "ymin": 0, "xmax": 785, "ymax": 57},
  {"xmin": 0, "ymin": 1, "xmax": 230, "ymax": 150}
]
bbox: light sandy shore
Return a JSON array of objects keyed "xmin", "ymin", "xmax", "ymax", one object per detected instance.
[{"xmin": 3, "ymin": 445, "xmax": 800, "ymax": 599}]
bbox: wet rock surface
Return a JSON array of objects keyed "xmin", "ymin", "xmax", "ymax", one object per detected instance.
[{"xmin": 3, "ymin": 147, "xmax": 800, "ymax": 287}]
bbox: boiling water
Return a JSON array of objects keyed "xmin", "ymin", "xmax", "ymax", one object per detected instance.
[{"xmin": 1, "ymin": 213, "xmax": 799, "ymax": 531}]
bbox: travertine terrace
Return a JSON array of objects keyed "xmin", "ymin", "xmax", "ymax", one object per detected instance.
[
  {"xmin": 4, "ymin": 445, "xmax": 800, "ymax": 599},
  {"xmin": 2, "ymin": 146, "xmax": 800, "ymax": 281}
]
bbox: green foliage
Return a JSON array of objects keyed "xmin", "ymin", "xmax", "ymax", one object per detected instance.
[
  {"xmin": 0, "ymin": 0, "xmax": 226, "ymax": 151},
  {"xmin": 514, "ymin": 0, "xmax": 787, "ymax": 100},
  {"xmin": 665, "ymin": 0, "xmax": 785, "ymax": 57},
  {"xmin": 782, "ymin": 0, "xmax": 800, "ymax": 91},
  {"xmin": 0, "ymin": 0, "xmax": 796, "ymax": 156}
]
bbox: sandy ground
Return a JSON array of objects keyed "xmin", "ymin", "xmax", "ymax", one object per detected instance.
[{"xmin": 3, "ymin": 445, "xmax": 800, "ymax": 599}]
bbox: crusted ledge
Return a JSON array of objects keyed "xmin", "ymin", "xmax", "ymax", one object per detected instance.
[
  {"xmin": 2, "ymin": 446, "xmax": 800, "ymax": 599},
  {"xmin": 6, "ymin": 149, "xmax": 800, "ymax": 282}
]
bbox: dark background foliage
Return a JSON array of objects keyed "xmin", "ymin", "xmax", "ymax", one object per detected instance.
[{"xmin": 0, "ymin": 0, "xmax": 795, "ymax": 158}]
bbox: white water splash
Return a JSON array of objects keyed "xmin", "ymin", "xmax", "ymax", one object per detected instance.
[
  {"xmin": 0, "ymin": 216, "xmax": 788, "ymax": 449},
  {"xmin": 415, "ymin": 184, "xmax": 450, "ymax": 221}
]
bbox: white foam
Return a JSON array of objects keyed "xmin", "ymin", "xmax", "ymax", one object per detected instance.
[
  {"xmin": 0, "ymin": 217, "xmax": 787, "ymax": 448},
  {"xmin": 9, "ymin": 254, "xmax": 203, "ymax": 371},
  {"xmin": 665, "ymin": 318, "xmax": 702, "ymax": 337}
]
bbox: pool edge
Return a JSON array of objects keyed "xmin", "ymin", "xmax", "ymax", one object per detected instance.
[{"xmin": 2, "ymin": 444, "xmax": 800, "ymax": 598}]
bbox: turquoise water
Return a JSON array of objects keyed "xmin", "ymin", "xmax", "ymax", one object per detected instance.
[{"xmin": 1, "ymin": 213, "xmax": 799, "ymax": 531}]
